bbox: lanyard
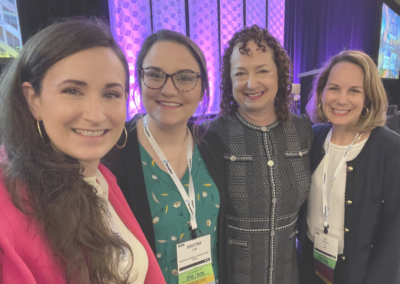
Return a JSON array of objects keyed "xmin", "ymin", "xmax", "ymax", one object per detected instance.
[
  {"xmin": 322, "ymin": 129, "xmax": 359, "ymax": 234},
  {"xmin": 142, "ymin": 115, "xmax": 197, "ymax": 233}
]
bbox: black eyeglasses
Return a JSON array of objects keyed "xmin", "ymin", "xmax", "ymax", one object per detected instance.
[{"xmin": 140, "ymin": 67, "xmax": 202, "ymax": 92}]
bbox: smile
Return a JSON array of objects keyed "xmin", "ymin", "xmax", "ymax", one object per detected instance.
[
  {"xmin": 245, "ymin": 91, "xmax": 264, "ymax": 100},
  {"xmin": 73, "ymin": 129, "xmax": 107, "ymax": 137},
  {"xmin": 157, "ymin": 101, "xmax": 182, "ymax": 108},
  {"xmin": 332, "ymin": 108, "xmax": 351, "ymax": 116}
]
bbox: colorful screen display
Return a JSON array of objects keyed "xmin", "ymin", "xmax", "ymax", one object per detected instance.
[
  {"xmin": 378, "ymin": 3, "xmax": 400, "ymax": 79},
  {"xmin": 0, "ymin": 0, "xmax": 22, "ymax": 58}
]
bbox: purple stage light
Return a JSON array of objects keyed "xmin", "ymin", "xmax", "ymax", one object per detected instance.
[
  {"xmin": 189, "ymin": 0, "xmax": 220, "ymax": 115},
  {"xmin": 268, "ymin": 0, "xmax": 285, "ymax": 45},
  {"xmin": 151, "ymin": 0, "xmax": 186, "ymax": 34},
  {"xmin": 219, "ymin": 0, "xmax": 243, "ymax": 53},
  {"xmin": 246, "ymin": 0, "xmax": 267, "ymax": 29}
]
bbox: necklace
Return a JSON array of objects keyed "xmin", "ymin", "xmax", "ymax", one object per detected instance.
[
  {"xmin": 166, "ymin": 133, "xmax": 189, "ymax": 161},
  {"xmin": 354, "ymin": 132, "xmax": 363, "ymax": 144}
]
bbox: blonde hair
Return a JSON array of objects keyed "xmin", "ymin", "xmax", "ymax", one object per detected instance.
[{"xmin": 306, "ymin": 50, "xmax": 388, "ymax": 132}]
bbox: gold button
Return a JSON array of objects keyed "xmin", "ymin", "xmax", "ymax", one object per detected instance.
[
  {"xmin": 299, "ymin": 151, "xmax": 303, "ymax": 157},
  {"xmin": 230, "ymin": 155, "xmax": 237, "ymax": 161},
  {"xmin": 371, "ymin": 245, "xmax": 374, "ymax": 248},
  {"xmin": 345, "ymin": 200, "xmax": 353, "ymax": 205},
  {"xmin": 261, "ymin": 126, "xmax": 267, "ymax": 132},
  {"xmin": 341, "ymin": 255, "xmax": 346, "ymax": 261},
  {"xmin": 382, "ymin": 200, "xmax": 385, "ymax": 203},
  {"xmin": 268, "ymin": 160, "xmax": 274, "ymax": 167},
  {"xmin": 344, "ymin": 228, "xmax": 350, "ymax": 233},
  {"xmin": 346, "ymin": 166, "xmax": 353, "ymax": 172}
]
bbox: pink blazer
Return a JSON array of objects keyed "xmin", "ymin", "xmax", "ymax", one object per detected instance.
[{"xmin": 0, "ymin": 164, "xmax": 166, "ymax": 284}]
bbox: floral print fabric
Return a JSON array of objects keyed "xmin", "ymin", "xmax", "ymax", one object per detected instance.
[{"xmin": 140, "ymin": 143, "xmax": 220, "ymax": 284}]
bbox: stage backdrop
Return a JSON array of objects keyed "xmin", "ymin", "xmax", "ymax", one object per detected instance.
[{"xmin": 108, "ymin": 0, "xmax": 285, "ymax": 118}]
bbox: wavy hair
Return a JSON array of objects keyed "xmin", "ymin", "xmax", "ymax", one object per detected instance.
[
  {"xmin": 219, "ymin": 25, "xmax": 292, "ymax": 122},
  {"xmin": 306, "ymin": 50, "xmax": 387, "ymax": 132},
  {"xmin": 0, "ymin": 18, "xmax": 133, "ymax": 283}
]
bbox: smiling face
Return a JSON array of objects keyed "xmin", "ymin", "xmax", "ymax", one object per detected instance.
[
  {"xmin": 23, "ymin": 47, "xmax": 127, "ymax": 175},
  {"xmin": 321, "ymin": 62, "xmax": 366, "ymax": 129},
  {"xmin": 230, "ymin": 40, "xmax": 278, "ymax": 116},
  {"xmin": 140, "ymin": 41, "xmax": 203, "ymax": 128}
]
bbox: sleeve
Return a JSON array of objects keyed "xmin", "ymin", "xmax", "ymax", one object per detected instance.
[
  {"xmin": 0, "ymin": 210, "xmax": 36, "ymax": 284},
  {"xmin": 364, "ymin": 157, "xmax": 400, "ymax": 283}
]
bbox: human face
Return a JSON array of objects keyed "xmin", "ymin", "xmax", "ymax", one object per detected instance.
[
  {"xmin": 24, "ymin": 47, "xmax": 127, "ymax": 175},
  {"xmin": 140, "ymin": 41, "xmax": 203, "ymax": 128},
  {"xmin": 230, "ymin": 40, "xmax": 278, "ymax": 115},
  {"xmin": 321, "ymin": 62, "xmax": 366, "ymax": 129}
]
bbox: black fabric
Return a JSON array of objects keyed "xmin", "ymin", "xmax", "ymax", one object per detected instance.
[
  {"xmin": 284, "ymin": 0, "xmax": 380, "ymax": 83},
  {"xmin": 298, "ymin": 124, "xmax": 400, "ymax": 284},
  {"xmin": 106, "ymin": 116, "xmax": 231, "ymax": 284}
]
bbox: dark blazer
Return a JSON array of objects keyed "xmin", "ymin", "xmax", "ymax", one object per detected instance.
[
  {"xmin": 106, "ymin": 117, "xmax": 231, "ymax": 284},
  {"xmin": 298, "ymin": 124, "xmax": 400, "ymax": 284}
]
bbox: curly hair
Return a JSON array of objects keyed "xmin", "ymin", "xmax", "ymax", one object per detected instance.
[
  {"xmin": 0, "ymin": 18, "xmax": 133, "ymax": 283},
  {"xmin": 219, "ymin": 25, "xmax": 292, "ymax": 122}
]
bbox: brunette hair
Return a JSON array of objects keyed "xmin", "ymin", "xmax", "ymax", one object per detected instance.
[
  {"xmin": 134, "ymin": 29, "xmax": 210, "ymax": 142},
  {"xmin": 306, "ymin": 50, "xmax": 387, "ymax": 132},
  {"xmin": 0, "ymin": 18, "xmax": 133, "ymax": 283},
  {"xmin": 219, "ymin": 25, "xmax": 292, "ymax": 122}
]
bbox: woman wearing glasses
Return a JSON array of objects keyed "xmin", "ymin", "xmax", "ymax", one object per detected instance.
[{"xmin": 107, "ymin": 30, "xmax": 230, "ymax": 284}]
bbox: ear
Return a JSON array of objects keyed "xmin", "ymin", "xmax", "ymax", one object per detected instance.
[
  {"xmin": 22, "ymin": 82, "xmax": 41, "ymax": 119},
  {"xmin": 125, "ymin": 91, "xmax": 129, "ymax": 101}
]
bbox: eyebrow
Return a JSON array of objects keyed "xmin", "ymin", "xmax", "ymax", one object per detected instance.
[
  {"xmin": 328, "ymin": 83, "xmax": 363, "ymax": 89},
  {"xmin": 233, "ymin": 64, "xmax": 270, "ymax": 71},
  {"xmin": 58, "ymin": 80, "xmax": 124, "ymax": 90},
  {"xmin": 145, "ymin": 66, "xmax": 197, "ymax": 73}
]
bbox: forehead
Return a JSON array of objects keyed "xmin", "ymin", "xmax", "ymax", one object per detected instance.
[
  {"xmin": 143, "ymin": 41, "xmax": 201, "ymax": 73},
  {"xmin": 230, "ymin": 40, "xmax": 275, "ymax": 68},
  {"xmin": 44, "ymin": 47, "xmax": 126, "ymax": 88},
  {"xmin": 327, "ymin": 62, "xmax": 364, "ymax": 86}
]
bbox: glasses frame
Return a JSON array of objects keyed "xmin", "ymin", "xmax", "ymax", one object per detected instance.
[{"xmin": 140, "ymin": 67, "xmax": 202, "ymax": 92}]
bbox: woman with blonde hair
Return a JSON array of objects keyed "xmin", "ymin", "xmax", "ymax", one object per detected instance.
[{"xmin": 298, "ymin": 50, "xmax": 400, "ymax": 284}]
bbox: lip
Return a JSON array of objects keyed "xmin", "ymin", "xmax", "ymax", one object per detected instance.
[
  {"xmin": 157, "ymin": 100, "xmax": 183, "ymax": 109},
  {"xmin": 72, "ymin": 128, "xmax": 109, "ymax": 140},
  {"xmin": 331, "ymin": 108, "xmax": 351, "ymax": 116},
  {"xmin": 245, "ymin": 91, "xmax": 264, "ymax": 101}
]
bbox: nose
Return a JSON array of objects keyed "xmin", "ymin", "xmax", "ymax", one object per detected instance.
[
  {"xmin": 82, "ymin": 93, "xmax": 106, "ymax": 123},
  {"xmin": 161, "ymin": 76, "xmax": 178, "ymax": 98},
  {"xmin": 337, "ymin": 91, "xmax": 349, "ymax": 105},
  {"xmin": 246, "ymin": 73, "xmax": 259, "ymax": 90}
]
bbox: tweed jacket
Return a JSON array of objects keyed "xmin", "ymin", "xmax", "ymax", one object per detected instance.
[
  {"xmin": 298, "ymin": 124, "xmax": 400, "ymax": 284},
  {"xmin": 106, "ymin": 117, "xmax": 231, "ymax": 284},
  {"xmin": 208, "ymin": 112, "xmax": 313, "ymax": 284}
]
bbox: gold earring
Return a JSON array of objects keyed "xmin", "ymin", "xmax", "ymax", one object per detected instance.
[
  {"xmin": 116, "ymin": 126, "xmax": 128, "ymax": 149},
  {"xmin": 37, "ymin": 119, "xmax": 49, "ymax": 147},
  {"xmin": 318, "ymin": 103, "xmax": 323, "ymax": 112},
  {"xmin": 360, "ymin": 107, "xmax": 369, "ymax": 118}
]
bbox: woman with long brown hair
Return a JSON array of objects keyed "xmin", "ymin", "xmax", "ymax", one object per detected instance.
[
  {"xmin": 0, "ymin": 18, "xmax": 165, "ymax": 284},
  {"xmin": 207, "ymin": 25, "xmax": 312, "ymax": 283}
]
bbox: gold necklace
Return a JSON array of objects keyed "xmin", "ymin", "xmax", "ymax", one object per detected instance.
[{"xmin": 354, "ymin": 132, "xmax": 363, "ymax": 144}]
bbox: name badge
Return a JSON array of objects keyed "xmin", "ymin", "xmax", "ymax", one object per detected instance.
[
  {"xmin": 176, "ymin": 235, "xmax": 215, "ymax": 284},
  {"xmin": 314, "ymin": 228, "xmax": 340, "ymax": 284}
]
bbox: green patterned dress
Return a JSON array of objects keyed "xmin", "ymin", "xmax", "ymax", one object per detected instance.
[{"xmin": 140, "ymin": 143, "xmax": 220, "ymax": 284}]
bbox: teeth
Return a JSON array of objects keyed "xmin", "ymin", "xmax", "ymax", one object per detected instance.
[
  {"xmin": 159, "ymin": 102, "xmax": 181, "ymax": 107},
  {"xmin": 74, "ymin": 129, "xmax": 105, "ymax": 137},
  {"xmin": 333, "ymin": 109, "xmax": 349, "ymax": 114},
  {"xmin": 247, "ymin": 92, "xmax": 263, "ymax": 97}
]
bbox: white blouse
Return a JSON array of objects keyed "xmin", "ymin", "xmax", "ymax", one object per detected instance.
[
  {"xmin": 307, "ymin": 137, "xmax": 367, "ymax": 254},
  {"xmin": 84, "ymin": 170, "xmax": 149, "ymax": 283}
]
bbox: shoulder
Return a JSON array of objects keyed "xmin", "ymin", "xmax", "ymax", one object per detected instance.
[
  {"xmin": 371, "ymin": 127, "xmax": 400, "ymax": 157},
  {"xmin": 189, "ymin": 123, "xmax": 223, "ymax": 150},
  {"xmin": 287, "ymin": 113, "xmax": 312, "ymax": 126},
  {"xmin": 206, "ymin": 115, "xmax": 235, "ymax": 132}
]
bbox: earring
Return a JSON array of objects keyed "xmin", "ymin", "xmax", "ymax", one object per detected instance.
[
  {"xmin": 116, "ymin": 126, "xmax": 128, "ymax": 149},
  {"xmin": 318, "ymin": 103, "xmax": 323, "ymax": 112},
  {"xmin": 360, "ymin": 107, "xmax": 369, "ymax": 118},
  {"xmin": 37, "ymin": 119, "xmax": 49, "ymax": 147}
]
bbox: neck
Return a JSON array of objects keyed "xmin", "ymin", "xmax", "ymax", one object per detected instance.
[
  {"xmin": 80, "ymin": 160, "xmax": 100, "ymax": 178},
  {"xmin": 146, "ymin": 115, "xmax": 188, "ymax": 149},
  {"xmin": 238, "ymin": 104, "xmax": 277, "ymax": 127},
  {"xmin": 330, "ymin": 125, "xmax": 359, "ymax": 146}
]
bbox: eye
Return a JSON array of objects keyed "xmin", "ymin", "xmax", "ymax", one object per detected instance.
[
  {"xmin": 103, "ymin": 92, "xmax": 120, "ymax": 99},
  {"xmin": 62, "ymin": 87, "xmax": 81, "ymax": 95},
  {"xmin": 235, "ymin": 72, "xmax": 245, "ymax": 77},
  {"xmin": 328, "ymin": 87, "xmax": 338, "ymax": 91},
  {"xmin": 351, "ymin": 89, "xmax": 361, "ymax": 93},
  {"xmin": 259, "ymin": 70, "xmax": 269, "ymax": 74}
]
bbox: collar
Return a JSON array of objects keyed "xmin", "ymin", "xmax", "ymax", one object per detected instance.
[{"xmin": 235, "ymin": 111, "xmax": 280, "ymax": 132}]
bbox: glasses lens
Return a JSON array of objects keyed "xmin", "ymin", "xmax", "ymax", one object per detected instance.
[
  {"xmin": 173, "ymin": 71, "xmax": 198, "ymax": 91},
  {"xmin": 143, "ymin": 69, "xmax": 166, "ymax": 89}
]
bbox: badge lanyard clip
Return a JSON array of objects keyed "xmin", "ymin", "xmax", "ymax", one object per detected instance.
[
  {"xmin": 142, "ymin": 115, "xmax": 198, "ymax": 238},
  {"xmin": 322, "ymin": 129, "xmax": 359, "ymax": 234}
]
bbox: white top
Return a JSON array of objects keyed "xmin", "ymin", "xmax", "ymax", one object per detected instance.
[
  {"xmin": 84, "ymin": 170, "xmax": 148, "ymax": 283},
  {"xmin": 307, "ymin": 137, "xmax": 367, "ymax": 254}
]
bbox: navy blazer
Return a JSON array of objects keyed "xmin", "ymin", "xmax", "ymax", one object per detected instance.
[
  {"xmin": 105, "ymin": 117, "xmax": 231, "ymax": 284},
  {"xmin": 298, "ymin": 124, "xmax": 400, "ymax": 284}
]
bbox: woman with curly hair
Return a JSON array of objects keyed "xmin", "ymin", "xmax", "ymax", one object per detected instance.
[
  {"xmin": 0, "ymin": 18, "xmax": 165, "ymax": 283},
  {"xmin": 207, "ymin": 25, "xmax": 312, "ymax": 283}
]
